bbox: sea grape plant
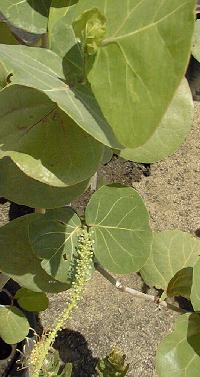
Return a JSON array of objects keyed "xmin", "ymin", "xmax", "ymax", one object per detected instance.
[{"xmin": 0, "ymin": 1, "xmax": 199, "ymax": 376}]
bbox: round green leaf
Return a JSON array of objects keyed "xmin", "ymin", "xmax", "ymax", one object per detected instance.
[
  {"xmin": 85, "ymin": 185, "xmax": 152, "ymax": 273},
  {"xmin": 0, "ymin": 214, "xmax": 70, "ymax": 292},
  {"xmin": 0, "ymin": 157, "xmax": 89, "ymax": 209},
  {"xmin": 73, "ymin": 0, "xmax": 195, "ymax": 148},
  {"xmin": 192, "ymin": 19, "xmax": 200, "ymax": 63},
  {"xmin": 141, "ymin": 230, "xmax": 200, "ymax": 291},
  {"xmin": 0, "ymin": 305, "xmax": 29, "ymax": 344},
  {"xmin": 0, "ymin": 85, "xmax": 103, "ymax": 187},
  {"xmin": 120, "ymin": 79, "xmax": 194, "ymax": 163},
  {"xmin": 156, "ymin": 313, "xmax": 200, "ymax": 377},
  {"xmin": 15, "ymin": 288, "xmax": 49, "ymax": 312},
  {"xmin": 0, "ymin": 45, "xmax": 121, "ymax": 149},
  {"xmin": 29, "ymin": 208, "xmax": 81, "ymax": 283},
  {"xmin": 0, "ymin": 0, "xmax": 51, "ymax": 34},
  {"xmin": 191, "ymin": 259, "xmax": 200, "ymax": 311}
]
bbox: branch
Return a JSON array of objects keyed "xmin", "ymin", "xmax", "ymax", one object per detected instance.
[{"xmin": 95, "ymin": 263, "xmax": 185, "ymax": 314}]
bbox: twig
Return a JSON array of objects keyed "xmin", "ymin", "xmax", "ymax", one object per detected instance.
[{"xmin": 95, "ymin": 263, "xmax": 185, "ymax": 314}]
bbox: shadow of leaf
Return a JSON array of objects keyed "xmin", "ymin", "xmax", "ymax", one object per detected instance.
[{"xmin": 54, "ymin": 329, "xmax": 98, "ymax": 377}]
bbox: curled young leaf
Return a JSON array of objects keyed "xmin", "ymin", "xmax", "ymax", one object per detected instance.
[{"xmin": 73, "ymin": 8, "xmax": 106, "ymax": 55}]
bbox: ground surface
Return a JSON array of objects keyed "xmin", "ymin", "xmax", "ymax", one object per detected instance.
[{"xmin": 0, "ymin": 103, "xmax": 199, "ymax": 377}]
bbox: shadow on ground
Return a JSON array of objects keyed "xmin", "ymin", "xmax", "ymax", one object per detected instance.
[{"xmin": 54, "ymin": 329, "xmax": 98, "ymax": 377}]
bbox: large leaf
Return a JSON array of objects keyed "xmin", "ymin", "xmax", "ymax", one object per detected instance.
[
  {"xmin": 15, "ymin": 288, "xmax": 49, "ymax": 312},
  {"xmin": 29, "ymin": 208, "xmax": 81, "ymax": 283},
  {"xmin": 156, "ymin": 313, "xmax": 200, "ymax": 377},
  {"xmin": 70, "ymin": 0, "xmax": 195, "ymax": 148},
  {"xmin": 0, "ymin": 306, "xmax": 29, "ymax": 344},
  {"xmin": 191, "ymin": 258, "xmax": 200, "ymax": 311},
  {"xmin": 0, "ymin": 214, "xmax": 70, "ymax": 292},
  {"xmin": 192, "ymin": 19, "xmax": 200, "ymax": 62},
  {"xmin": 0, "ymin": 44, "xmax": 121, "ymax": 149},
  {"xmin": 0, "ymin": 158, "xmax": 89, "ymax": 209},
  {"xmin": 120, "ymin": 79, "xmax": 194, "ymax": 163},
  {"xmin": 0, "ymin": 85, "xmax": 103, "ymax": 187},
  {"xmin": 141, "ymin": 230, "xmax": 200, "ymax": 291},
  {"xmin": 85, "ymin": 185, "xmax": 152, "ymax": 273},
  {"xmin": 0, "ymin": 0, "xmax": 51, "ymax": 34}
]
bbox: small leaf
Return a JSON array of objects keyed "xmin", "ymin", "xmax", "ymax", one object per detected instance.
[
  {"xmin": 29, "ymin": 208, "xmax": 81, "ymax": 283},
  {"xmin": 192, "ymin": 19, "xmax": 200, "ymax": 63},
  {"xmin": 167, "ymin": 267, "xmax": 193, "ymax": 300},
  {"xmin": 191, "ymin": 258, "xmax": 200, "ymax": 311},
  {"xmin": 156, "ymin": 313, "xmax": 200, "ymax": 377},
  {"xmin": 97, "ymin": 349, "xmax": 129, "ymax": 377},
  {"xmin": 15, "ymin": 288, "xmax": 49, "ymax": 312},
  {"xmin": 0, "ymin": 0, "xmax": 51, "ymax": 34},
  {"xmin": 0, "ymin": 305, "xmax": 29, "ymax": 344},
  {"xmin": 120, "ymin": 79, "xmax": 194, "ymax": 163},
  {"xmin": 141, "ymin": 230, "xmax": 200, "ymax": 291},
  {"xmin": 85, "ymin": 185, "xmax": 152, "ymax": 273},
  {"xmin": 73, "ymin": 8, "xmax": 106, "ymax": 55},
  {"xmin": 0, "ymin": 214, "xmax": 70, "ymax": 293},
  {"xmin": 0, "ymin": 157, "xmax": 89, "ymax": 209}
]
